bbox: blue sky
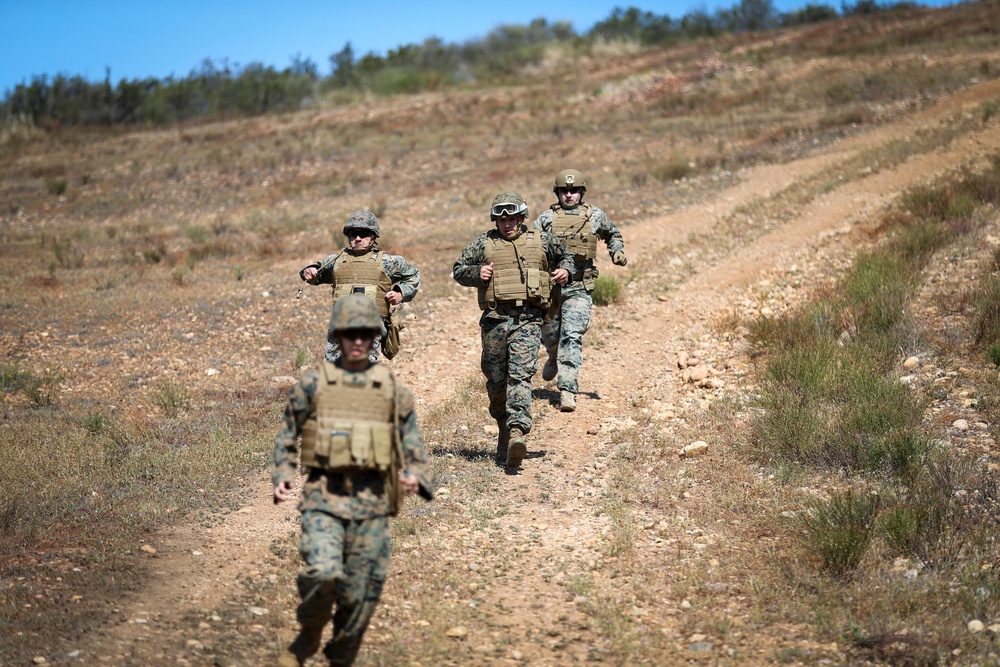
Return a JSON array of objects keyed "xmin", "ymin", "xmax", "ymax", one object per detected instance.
[{"xmin": 2, "ymin": 0, "xmax": 956, "ymax": 94}]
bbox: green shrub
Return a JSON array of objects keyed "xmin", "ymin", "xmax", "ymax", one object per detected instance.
[
  {"xmin": 154, "ymin": 381, "xmax": 189, "ymax": 417},
  {"xmin": 44, "ymin": 177, "xmax": 67, "ymax": 195},
  {"xmin": 0, "ymin": 362, "xmax": 63, "ymax": 407},
  {"xmin": 591, "ymin": 275, "xmax": 624, "ymax": 306},
  {"xmin": 799, "ymin": 490, "xmax": 881, "ymax": 574}
]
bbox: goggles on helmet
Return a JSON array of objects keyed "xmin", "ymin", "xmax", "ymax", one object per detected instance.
[{"xmin": 491, "ymin": 202, "xmax": 527, "ymax": 218}]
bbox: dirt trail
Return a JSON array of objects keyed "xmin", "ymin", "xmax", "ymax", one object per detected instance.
[{"xmin": 82, "ymin": 80, "xmax": 1000, "ymax": 665}]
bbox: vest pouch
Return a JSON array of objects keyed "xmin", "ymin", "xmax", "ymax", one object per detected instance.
[
  {"xmin": 324, "ymin": 421, "xmax": 355, "ymax": 469},
  {"xmin": 301, "ymin": 419, "xmax": 319, "ymax": 468},
  {"xmin": 582, "ymin": 266, "xmax": 598, "ymax": 292},
  {"xmin": 525, "ymin": 267, "xmax": 541, "ymax": 297},
  {"xmin": 382, "ymin": 314, "xmax": 404, "ymax": 360},
  {"xmin": 349, "ymin": 422, "xmax": 373, "ymax": 468},
  {"xmin": 370, "ymin": 422, "xmax": 394, "ymax": 471}
]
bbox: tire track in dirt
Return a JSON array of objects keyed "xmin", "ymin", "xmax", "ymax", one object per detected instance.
[{"xmin": 81, "ymin": 80, "xmax": 1000, "ymax": 665}]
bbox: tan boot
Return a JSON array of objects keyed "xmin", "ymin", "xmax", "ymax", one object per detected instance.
[
  {"xmin": 278, "ymin": 626, "xmax": 323, "ymax": 666},
  {"xmin": 560, "ymin": 390, "xmax": 576, "ymax": 412},
  {"xmin": 506, "ymin": 427, "xmax": 527, "ymax": 468}
]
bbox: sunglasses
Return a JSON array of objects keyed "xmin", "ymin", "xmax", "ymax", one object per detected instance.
[
  {"xmin": 558, "ymin": 187, "xmax": 582, "ymax": 195},
  {"xmin": 491, "ymin": 202, "xmax": 527, "ymax": 218},
  {"xmin": 346, "ymin": 230, "xmax": 373, "ymax": 239},
  {"xmin": 340, "ymin": 328, "xmax": 375, "ymax": 341}
]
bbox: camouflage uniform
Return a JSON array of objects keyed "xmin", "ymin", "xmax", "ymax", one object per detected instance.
[
  {"xmin": 301, "ymin": 211, "xmax": 420, "ymax": 363},
  {"xmin": 453, "ymin": 226, "xmax": 575, "ymax": 436},
  {"xmin": 273, "ymin": 337, "xmax": 431, "ymax": 665},
  {"xmin": 532, "ymin": 203, "xmax": 624, "ymax": 395}
]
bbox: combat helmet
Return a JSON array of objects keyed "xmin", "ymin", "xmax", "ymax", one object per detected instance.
[
  {"xmin": 490, "ymin": 192, "xmax": 528, "ymax": 222},
  {"xmin": 328, "ymin": 293, "xmax": 386, "ymax": 338},
  {"xmin": 342, "ymin": 209, "xmax": 381, "ymax": 238},
  {"xmin": 553, "ymin": 169, "xmax": 587, "ymax": 194}
]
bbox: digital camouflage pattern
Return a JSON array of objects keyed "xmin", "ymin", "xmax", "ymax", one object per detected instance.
[
  {"xmin": 453, "ymin": 226, "xmax": 575, "ymax": 434},
  {"xmin": 533, "ymin": 203, "xmax": 626, "ymax": 394},
  {"xmin": 490, "ymin": 191, "xmax": 529, "ymax": 220},
  {"xmin": 342, "ymin": 209, "xmax": 381, "ymax": 237},
  {"xmin": 300, "ymin": 246, "xmax": 419, "ymax": 362},
  {"xmin": 329, "ymin": 294, "xmax": 386, "ymax": 336},
  {"xmin": 273, "ymin": 362, "xmax": 431, "ymax": 666},
  {"xmin": 296, "ymin": 511, "xmax": 389, "ymax": 666}
]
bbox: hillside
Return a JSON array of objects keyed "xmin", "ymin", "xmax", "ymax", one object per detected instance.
[{"xmin": 2, "ymin": 2, "xmax": 1000, "ymax": 665}]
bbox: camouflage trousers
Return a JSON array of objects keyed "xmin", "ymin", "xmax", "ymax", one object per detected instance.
[
  {"xmin": 481, "ymin": 309, "xmax": 543, "ymax": 434},
  {"xmin": 541, "ymin": 285, "xmax": 592, "ymax": 393},
  {"xmin": 296, "ymin": 510, "xmax": 390, "ymax": 666},
  {"xmin": 325, "ymin": 333, "xmax": 383, "ymax": 364}
]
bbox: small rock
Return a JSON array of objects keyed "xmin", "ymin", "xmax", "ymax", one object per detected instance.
[
  {"xmin": 185, "ymin": 640, "xmax": 204, "ymax": 650},
  {"xmin": 903, "ymin": 356, "xmax": 919, "ymax": 369},
  {"xmin": 680, "ymin": 599, "xmax": 692, "ymax": 610},
  {"xmin": 140, "ymin": 545, "xmax": 157, "ymax": 554},
  {"xmin": 988, "ymin": 624, "xmax": 1000, "ymax": 635},
  {"xmin": 483, "ymin": 424, "xmax": 499, "ymax": 435},
  {"xmin": 968, "ymin": 620, "xmax": 985, "ymax": 634},
  {"xmin": 32, "ymin": 658, "xmax": 47, "ymax": 665},
  {"xmin": 953, "ymin": 419, "xmax": 970, "ymax": 431},
  {"xmin": 688, "ymin": 366, "xmax": 709, "ymax": 383},
  {"xmin": 677, "ymin": 352, "xmax": 689, "ymax": 369},
  {"xmin": 689, "ymin": 642, "xmax": 714, "ymax": 652},
  {"xmin": 446, "ymin": 626, "xmax": 469, "ymax": 638},
  {"xmin": 205, "ymin": 368, "xmax": 219, "ymax": 376},
  {"xmin": 679, "ymin": 441, "xmax": 709, "ymax": 458},
  {"xmin": 511, "ymin": 650, "xmax": 524, "ymax": 660},
  {"xmin": 271, "ymin": 376, "xmax": 298, "ymax": 384},
  {"xmin": 247, "ymin": 606, "xmax": 268, "ymax": 616}
]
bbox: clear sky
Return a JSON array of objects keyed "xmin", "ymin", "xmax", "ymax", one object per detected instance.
[{"xmin": 1, "ymin": 0, "xmax": 957, "ymax": 95}]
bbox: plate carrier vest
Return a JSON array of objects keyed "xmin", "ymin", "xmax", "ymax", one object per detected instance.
[
  {"xmin": 300, "ymin": 362, "xmax": 401, "ymax": 475},
  {"xmin": 332, "ymin": 250, "xmax": 392, "ymax": 318},
  {"xmin": 477, "ymin": 230, "xmax": 551, "ymax": 311},
  {"xmin": 550, "ymin": 203, "xmax": 597, "ymax": 263}
]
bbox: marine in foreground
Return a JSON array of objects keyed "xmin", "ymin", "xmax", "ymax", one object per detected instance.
[{"xmin": 273, "ymin": 295, "xmax": 433, "ymax": 666}]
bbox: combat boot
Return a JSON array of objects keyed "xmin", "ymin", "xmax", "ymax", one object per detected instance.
[
  {"xmin": 560, "ymin": 390, "xmax": 576, "ymax": 412},
  {"xmin": 278, "ymin": 626, "xmax": 323, "ymax": 667},
  {"xmin": 542, "ymin": 356, "xmax": 558, "ymax": 382},
  {"xmin": 496, "ymin": 428, "xmax": 510, "ymax": 464},
  {"xmin": 506, "ymin": 427, "xmax": 527, "ymax": 468}
]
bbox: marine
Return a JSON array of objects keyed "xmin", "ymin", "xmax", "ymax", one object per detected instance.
[
  {"xmin": 453, "ymin": 192, "xmax": 575, "ymax": 468},
  {"xmin": 273, "ymin": 294, "xmax": 433, "ymax": 666},
  {"xmin": 531, "ymin": 169, "xmax": 627, "ymax": 411},
  {"xmin": 299, "ymin": 210, "xmax": 420, "ymax": 362}
]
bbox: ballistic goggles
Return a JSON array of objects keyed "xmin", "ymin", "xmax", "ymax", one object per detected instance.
[{"xmin": 491, "ymin": 202, "xmax": 527, "ymax": 218}]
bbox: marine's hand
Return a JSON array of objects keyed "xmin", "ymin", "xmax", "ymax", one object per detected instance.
[
  {"xmin": 551, "ymin": 268, "xmax": 570, "ymax": 286},
  {"xmin": 302, "ymin": 267, "xmax": 319, "ymax": 283},
  {"xmin": 400, "ymin": 472, "xmax": 420, "ymax": 496},
  {"xmin": 273, "ymin": 480, "xmax": 294, "ymax": 504},
  {"xmin": 385, "ymin": 290, "xmax": 403, "ymax": 306},
  {"xmin": 480, "ymin": 263, "xmax": 494, "ymax": 282},
  {"xmin": 612, "ymin": 251, "xmax": 628, "ymax": 266}
]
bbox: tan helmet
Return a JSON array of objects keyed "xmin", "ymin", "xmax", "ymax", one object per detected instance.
[
  {"xmin": 342, "ymin": 209, "xmax": 381, "ymax": 238},
  {"xmin": 490, "ymin": 192, "xmax": 528, "ymax": 222},
  {"xmin": 553, "ymin": 169, "xmax": 587, "ymax": 194},
  {"xmin": 328, "ymin": 294, "xmax": 386, "ymax": 337}
]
